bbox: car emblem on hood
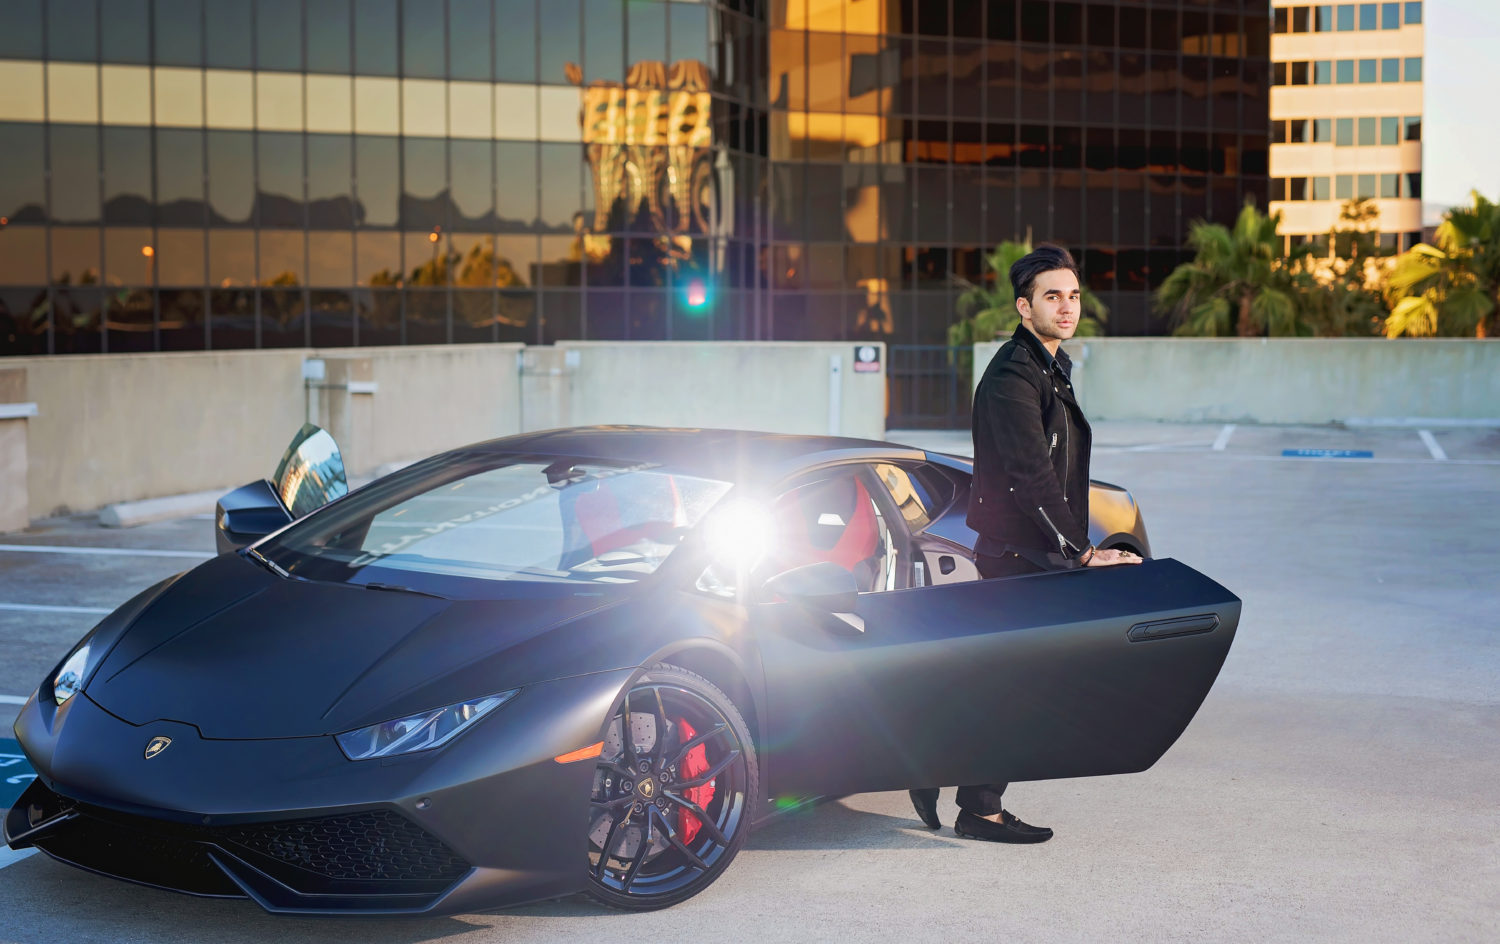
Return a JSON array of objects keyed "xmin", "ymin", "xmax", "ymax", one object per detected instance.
[{"xmin": 144, "ymin": 736, "xmax": 172, "ymax": 759}]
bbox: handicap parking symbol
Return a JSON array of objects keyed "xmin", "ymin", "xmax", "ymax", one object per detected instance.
[{"xmin": 1, "ymin": 739, "xmax": 37, "ymax": 810}]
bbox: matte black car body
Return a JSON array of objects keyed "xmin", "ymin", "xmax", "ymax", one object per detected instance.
[{"xmin": 6, "ymin": 427, "xmax": 1234, "ymax": 916}]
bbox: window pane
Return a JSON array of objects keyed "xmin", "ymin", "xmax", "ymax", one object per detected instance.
[
  {"xmin": 1336, "ymin": 174, "xmax": 1352, "ymax": 199},
  {"xmin": 495, "ymin": 140, "xmax": 537, "ymax": 230},
  {"xmin": 539, "ymin": 0, "xmax": 580, "ymax": 86},
  {"xmin": 583, "ymin": 0, "xmax": 624, "ymax": 84},
  {"xmin": 1336, "ymin": 60, "xmax": 1353, "ymax": 83},
  {"xmin": 307, "ymin": 0, "xmax": 352, "ymax": 74},
  {"xmin": 628, "ymin": 0, "xmax": 666, "ymax": 71},
  {"xmin": 258, "ymin": 0, "xmax": 302, "ymax": 71},
  {"xmin": 51, "ymin": 126, "xmax": 100, "ymax": 224},
  {"xmin": 449, "ymin": 0, "xmax": 492, "ymax": 80},
  {"xmin": 1359, "ymin": 3, "xmax": 1377, "ymax": 29},
  {"xmin": 670, "ymin": 2, "xmax": 710, "ymax": 68},
  {"xmin": 355, "ymin": 0, "xmax": 398, "ymax": 76},
  {"xmin": 1380, "ymin": 173, "xmax": 1398, "ymax": 198},
  {"xmin": 1314, "ymin": 60, "xmax": 1331, "ymax": 84},
  {"xmin": 1404, "ymin": 116, "xmax": 1421, "ymax": 141},
  {"xmin": 1358, "ymin": 59, "xmax": 1375, "ymax": 83},
  {"xmin": 450, "ymin": 139, "xmax": 493, "ymax": 230},
  {"xmin": 0, "ymin": 0, "xmax": 44, "ymax": 59},
  {"xmin": 1336, "ymin": 117, "xmax": 1353, "ymax": 146},
  {"xmin": 49, "ymin": 0, "xmax": 98, "ymax": 61},
  {"xmin": 156, "ymin": 129, "xmax": 204, "ymax": 226},
  {"xmin": 1357, "ymin": 174, "xmax": 1375, "ymax": 199},
  {"xmin": 1312, "ymin": 176, "xmax": 1330, "ymax": 200},
  {"xmin": 355, "ymin": 136, "xmax": 399, "ymax": 227},
  {"xmin": 0, "ymin": 123, "xmax": 47, "ymax": 223},
  {"xmin": 156, "ymin": 0, "xmax": 203, "ymax": 67},
  {"xmin": 1315, "ymin": 5, "xmax": 1334, "ymax": 31},
  {"xmin": 1357, "ymin": 117, "xmax": 1375, "ymax": 146},
  {"xmin": 1382, "ymin": 3, "xmax": 1400, "ymax": 29},
  {"xmin": 1290, "ymin": 118, "xmax": 1308, "ymax": 143},
  {"xmin": 403, "ymin": 0, "xmax": 445, "ymax": 78},
  {"xmin": 103, "ymin": 126, "xmax": 152, "ymax": 225},
  {"xmin": 1405, "ymin": 2, "xmax": 1422, "ymax": 25},
  {"xmin": 307, "ymin": 134, "xmax": 353, "ymax": 229},
  {"xmin": 1381, "ymin": 58, "xmax": 1399, "ymax": 82},
  {"xmin": 258, "ymin": 133, "xmax": 305, "ymax": 228},
  {"xmin": 207, "ymin": 130, "xmax": 254, "ymax": 225},
  {"xmin": 1404, "ymin": 172, "xmax": 1421, "ymax": 198},
  {"xmin": 102, "ymin": 0, "xmax": 149, "ymax": 62},
  {"xmin": 1337, "ymin": 4, "xmax": 1354, "ymax": 30},
  {"xmin": 538, "ymin": 142, "xmax": 581, "ymax": 231},
  {"xmin": 494, "ymin": 0, "xmax": 537, "ymax": 83},
  {"xmin": 1292, "ymin": 61, "xmax": 1308, "ymax": 85},
  {"xmin": 1404, "ymin": 57, "xmax": 1422, "ymax": 81},
  {"xmin": 1288, "ymin": 177, "xmax": 1307, "ymax": 201},
  {"xmin": 402, "ymin": 138, "xmax": 447, "ymax": 231},
  {"xmin": 1381, "ymin": 116, "xmax": 1399, "ymax": 145},
  {"xmin": 1313, "ymin": 118, "xmax": 1331, "ymax": 142},
  {"xmin": 205, "ymin": 0, "xmax": 252, "ymax": 69}
]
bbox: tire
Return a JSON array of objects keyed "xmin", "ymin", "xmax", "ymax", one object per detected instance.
[{"xmin": 584, "ymin": 663, "xmax": 758, "ymax": 910}]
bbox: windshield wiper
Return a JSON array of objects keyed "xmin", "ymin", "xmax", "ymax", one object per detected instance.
[
  {"xmin": 245, "ymin": 547, "xmax": 290, "ymax": 578},
  {"xmin": 362, "ymin": 581, "xmax": 448, "ymax": 601}
]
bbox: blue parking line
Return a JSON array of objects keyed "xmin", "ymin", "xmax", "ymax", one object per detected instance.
[
  {"xmin": 1282, "ymin": 449, "xmax": 1374, "ymax": 459},
  {"xmin": 1, "ymin": 738, "xmax": 36, "ymax": 811}
]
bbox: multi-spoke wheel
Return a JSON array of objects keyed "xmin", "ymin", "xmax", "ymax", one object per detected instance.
[{"xmin": 585, "ymin": 664, "xmax": 757, "ymax": 910}]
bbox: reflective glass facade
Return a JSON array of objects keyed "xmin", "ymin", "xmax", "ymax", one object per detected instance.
[{"xmin": 0, "ymin": 0, "xmax": 1270, "ymax": 355}]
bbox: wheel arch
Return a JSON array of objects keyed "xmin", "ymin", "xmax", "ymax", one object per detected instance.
[{"xmin": 646, "ymin": 640, "xmax": 762, "ymax": 766}]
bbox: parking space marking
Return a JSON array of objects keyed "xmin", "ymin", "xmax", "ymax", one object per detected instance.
[
  {"xmin": 0, "ymin": 695, "xmax": 28, "ymax": 705},
  {"xmin": 0, "ymin": 603, "xmax": 113, "ymax": 615},
  {"xmin": 0, "ymin": 543, "xmax": 210, "ymax": 559},
  {"xmin": 1212, "ymin": 424, "xmax": 1236, "ymax": 451},
  {"xmin": 1417, "ymin": 429, "xmax": 1448, "ymax": 461},
  {"xmin": 0, "ymin": 846, "xmax": 36, "ymax": 870}
]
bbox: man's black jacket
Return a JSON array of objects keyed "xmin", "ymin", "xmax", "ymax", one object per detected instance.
[{"xmin": 967, "ymin": 323, "xmax": 1092, "ymax": 565}]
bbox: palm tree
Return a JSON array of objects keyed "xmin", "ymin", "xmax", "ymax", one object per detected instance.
[
  {"xmin": 948, "ymin": 239, "xmax": 1107, "ymax": 351},
  {"xmin": 1156, "ymin": 201, "xmax": 1306, "ymax": 337},
  {"xmin": 1384, "ymin": 191, "xmax": 1500, "ymax": 338}
]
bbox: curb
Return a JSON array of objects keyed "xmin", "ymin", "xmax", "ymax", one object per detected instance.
[{"xmin": 99, "ymin": 489, "xmax": 229, "ymax": 528}]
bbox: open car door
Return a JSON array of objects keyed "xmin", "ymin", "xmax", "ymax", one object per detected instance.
[{"xmin": 755, "ymin": 558, "xmax": 1240, "ymax": 799}]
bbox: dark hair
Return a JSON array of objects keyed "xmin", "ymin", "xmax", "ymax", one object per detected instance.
[{"xmin": 1009, "ymin": 245, "xmax": 1080, "ymax": 304}]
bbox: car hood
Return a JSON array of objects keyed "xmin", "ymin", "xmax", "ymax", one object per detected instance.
[{"xmin": 87, "ymin": 553, "xmax": 627, "ymax": 739}]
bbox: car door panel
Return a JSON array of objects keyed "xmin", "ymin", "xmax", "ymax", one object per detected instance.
[{"xmin": 755, "ymin": 557, "xmax": 1239, "ymax": 800}]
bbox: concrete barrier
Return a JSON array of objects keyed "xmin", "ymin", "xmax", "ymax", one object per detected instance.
[
  {"xmin": 1, "ymin": 341, "xmax": 886, "ymax": 524},
  {"xmin": 0, "ymin": 368, "xmax": 33, "ymax": 532},
  {"xmin": 974, "ymin": 338, "xmax": 1500, "ymax": 425}
]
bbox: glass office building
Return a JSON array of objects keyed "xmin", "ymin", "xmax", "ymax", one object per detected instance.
[{"xmin": 0, "ymin": 0, "xmax": 1270, "ymax": 358}]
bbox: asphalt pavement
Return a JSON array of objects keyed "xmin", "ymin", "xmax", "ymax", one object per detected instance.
[{"xmin": 0, "ymin": 421, "xmax": 1496, "ymax": 943}]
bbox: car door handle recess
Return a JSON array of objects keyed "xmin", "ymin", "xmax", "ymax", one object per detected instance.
[
  {"xmin": 1127, "ymin": 614, "xmax": 1219, "ymax": 642},
  {"xmin": 938, "ymin": 555, "xmax": 956, "ymax": 575}
]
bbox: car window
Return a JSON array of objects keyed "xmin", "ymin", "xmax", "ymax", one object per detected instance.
[
  {"xmin": 870, "ymin": 463, "xmax": 933, "ymax": 532},
  {"xmin": 262, "ymin": 458, "xmax": 731, "ymax": 585},
  {"xmin": 762, "ymin": 470, "xmax": 896, "ymax": 593}
]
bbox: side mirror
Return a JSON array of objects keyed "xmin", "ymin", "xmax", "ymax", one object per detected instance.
[
  {"xmin": 215, "ymin": 479, "xmax": 292, "ymax": 555},
  {"xmin": 763, "ymin": 562, "xmax": 864, "ymax": 633},
  {"xmin": 272, "ymin": 423, "xmax": 348, "ymax": 518}
]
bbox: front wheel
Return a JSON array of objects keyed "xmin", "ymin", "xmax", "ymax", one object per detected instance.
[{"xmin": 585, "ymin": 664, "xmax": 758, "ymax": 910}]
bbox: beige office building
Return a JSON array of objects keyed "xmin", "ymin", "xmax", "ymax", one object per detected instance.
[{"xmin": 1269, "ymin": 1, "xmax": 1424, "ymax": 252}]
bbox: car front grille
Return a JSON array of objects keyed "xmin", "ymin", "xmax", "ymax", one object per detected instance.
[{"xmin": 220, "ymin": 810, "xmax": 470, "ymax": 883}]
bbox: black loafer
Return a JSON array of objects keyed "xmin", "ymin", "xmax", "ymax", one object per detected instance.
[
  {"xmin": 953, "ymin": 809, "xmax": 1053, "ymax": 844},
  {"xmin": 908, "ymin": 788, "xmax": 941, "ymax": 829}
]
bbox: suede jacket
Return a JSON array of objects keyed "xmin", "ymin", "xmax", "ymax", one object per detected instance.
[{"xmin": 967, "ymin": 324, "xmax": 1092, "ymax": 567}]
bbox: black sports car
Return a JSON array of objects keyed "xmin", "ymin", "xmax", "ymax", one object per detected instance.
[{"xmin": 5, "ymin": 425, "xmax": 1238, "ymax": 915}]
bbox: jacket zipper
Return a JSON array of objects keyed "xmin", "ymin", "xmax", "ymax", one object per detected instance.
[{"xmin": 1036, "ymin": 504, "xmax": 1080, "ymax": 555}]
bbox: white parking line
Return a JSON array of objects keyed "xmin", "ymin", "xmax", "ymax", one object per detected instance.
[
  {"xmin": 0, "ymin": 543, "xmax": 210, "ymax": 559},
  {"xmin": 0, "ymin": 603, "xmax": 113, "ymax": 615},
  {"xmin": 0, "ymin": 847, "xmax": 37, "ymax": 870},
  {"xmin": 0, "ymin": 695, "xmax": 29, "ymax": 705},
  {"xmin": 1212, "ymin": 424, "xmax": 1237, "ymax": 451},
  {"xmin": 1417, "ymin": 429, "xmax": 1448, "ymax": 461}
]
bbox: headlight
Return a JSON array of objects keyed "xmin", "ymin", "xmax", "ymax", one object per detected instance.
[
  {"xmin": 335, "ymin": 690, "xmax": 519, "ymax": 761},
  {"xmin": 53, "ymin": 644, "xmax": 91, "ymax": 706}
]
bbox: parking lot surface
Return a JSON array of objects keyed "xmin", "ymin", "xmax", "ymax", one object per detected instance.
[{"xmin": 1, "ymin": 421, "xmax": 1496, "ymax": 943}]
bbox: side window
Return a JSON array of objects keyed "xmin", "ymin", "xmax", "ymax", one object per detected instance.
[
  {"xmin": 765, "ymin": 470, "xmax": 895, "ymax": 593},
  {"xmin": 871, "ymin": 463, "xmax": 934, "ymax": 532}
]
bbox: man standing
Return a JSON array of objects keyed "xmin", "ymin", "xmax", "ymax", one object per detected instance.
[{"xmin": 908, "ymin": 245, "xmax": 1141, "ymax": 843}]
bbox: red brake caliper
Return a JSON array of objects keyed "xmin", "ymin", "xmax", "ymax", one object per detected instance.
[{"xmin": 675, "ymin": 717, "xmax": 716, "ymax": 844}]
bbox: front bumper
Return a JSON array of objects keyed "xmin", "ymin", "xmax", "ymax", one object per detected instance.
[{"xmin": 5, "ymin": 667, "xmax": 636, "ymax": 914}]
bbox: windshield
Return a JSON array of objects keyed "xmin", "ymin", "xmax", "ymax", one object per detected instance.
[{"xmin": 259, "ymin": 455, "xmax": 733, "ymax": 586}]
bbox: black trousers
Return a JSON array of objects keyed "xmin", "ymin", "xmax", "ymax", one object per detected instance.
[{"xmin": 949, "ymin": 551, "xmax": 1048, "ymax": 815}]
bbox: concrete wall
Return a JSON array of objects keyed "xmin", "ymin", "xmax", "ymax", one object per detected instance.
[
  {"xmin": 1, "ymin": 341, "xmax": 886, "ymax": 521},
  {"xmin": 974, "ymin": 338, "xmax": 1500, "ymax": 425},
  {"xmin": 548, "ymin": 342, "xmax": 886, "ymax": 440}
]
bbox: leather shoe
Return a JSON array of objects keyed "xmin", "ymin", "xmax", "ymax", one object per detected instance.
[
  {"xmin": 953, "ymin": 809, "xmax": 1053, "ymax": 843},
  {"xmin": 907, "ymin": 788, "xmax": 941, "ymax": 829}
]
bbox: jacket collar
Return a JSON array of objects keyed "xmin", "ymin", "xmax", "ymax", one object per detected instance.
[{"xmin": 1011, "ymin": 323, "xmax": 1071, "ymax": 377}]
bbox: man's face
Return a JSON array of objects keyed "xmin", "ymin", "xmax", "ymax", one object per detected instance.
[{"xmin": 1017, "ymin": 268, "xmax": 1081, "ymax": 343}]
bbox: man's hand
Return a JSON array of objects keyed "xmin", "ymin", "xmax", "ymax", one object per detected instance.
[{"xmin": 1085, "ymin": 548, "xmax": 1143, "ymax": 567}]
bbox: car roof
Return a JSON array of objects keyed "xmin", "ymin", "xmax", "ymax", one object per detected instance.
[{"xmin": 453, "ymin": 426, "xmax": 931, "ymax": 487}]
